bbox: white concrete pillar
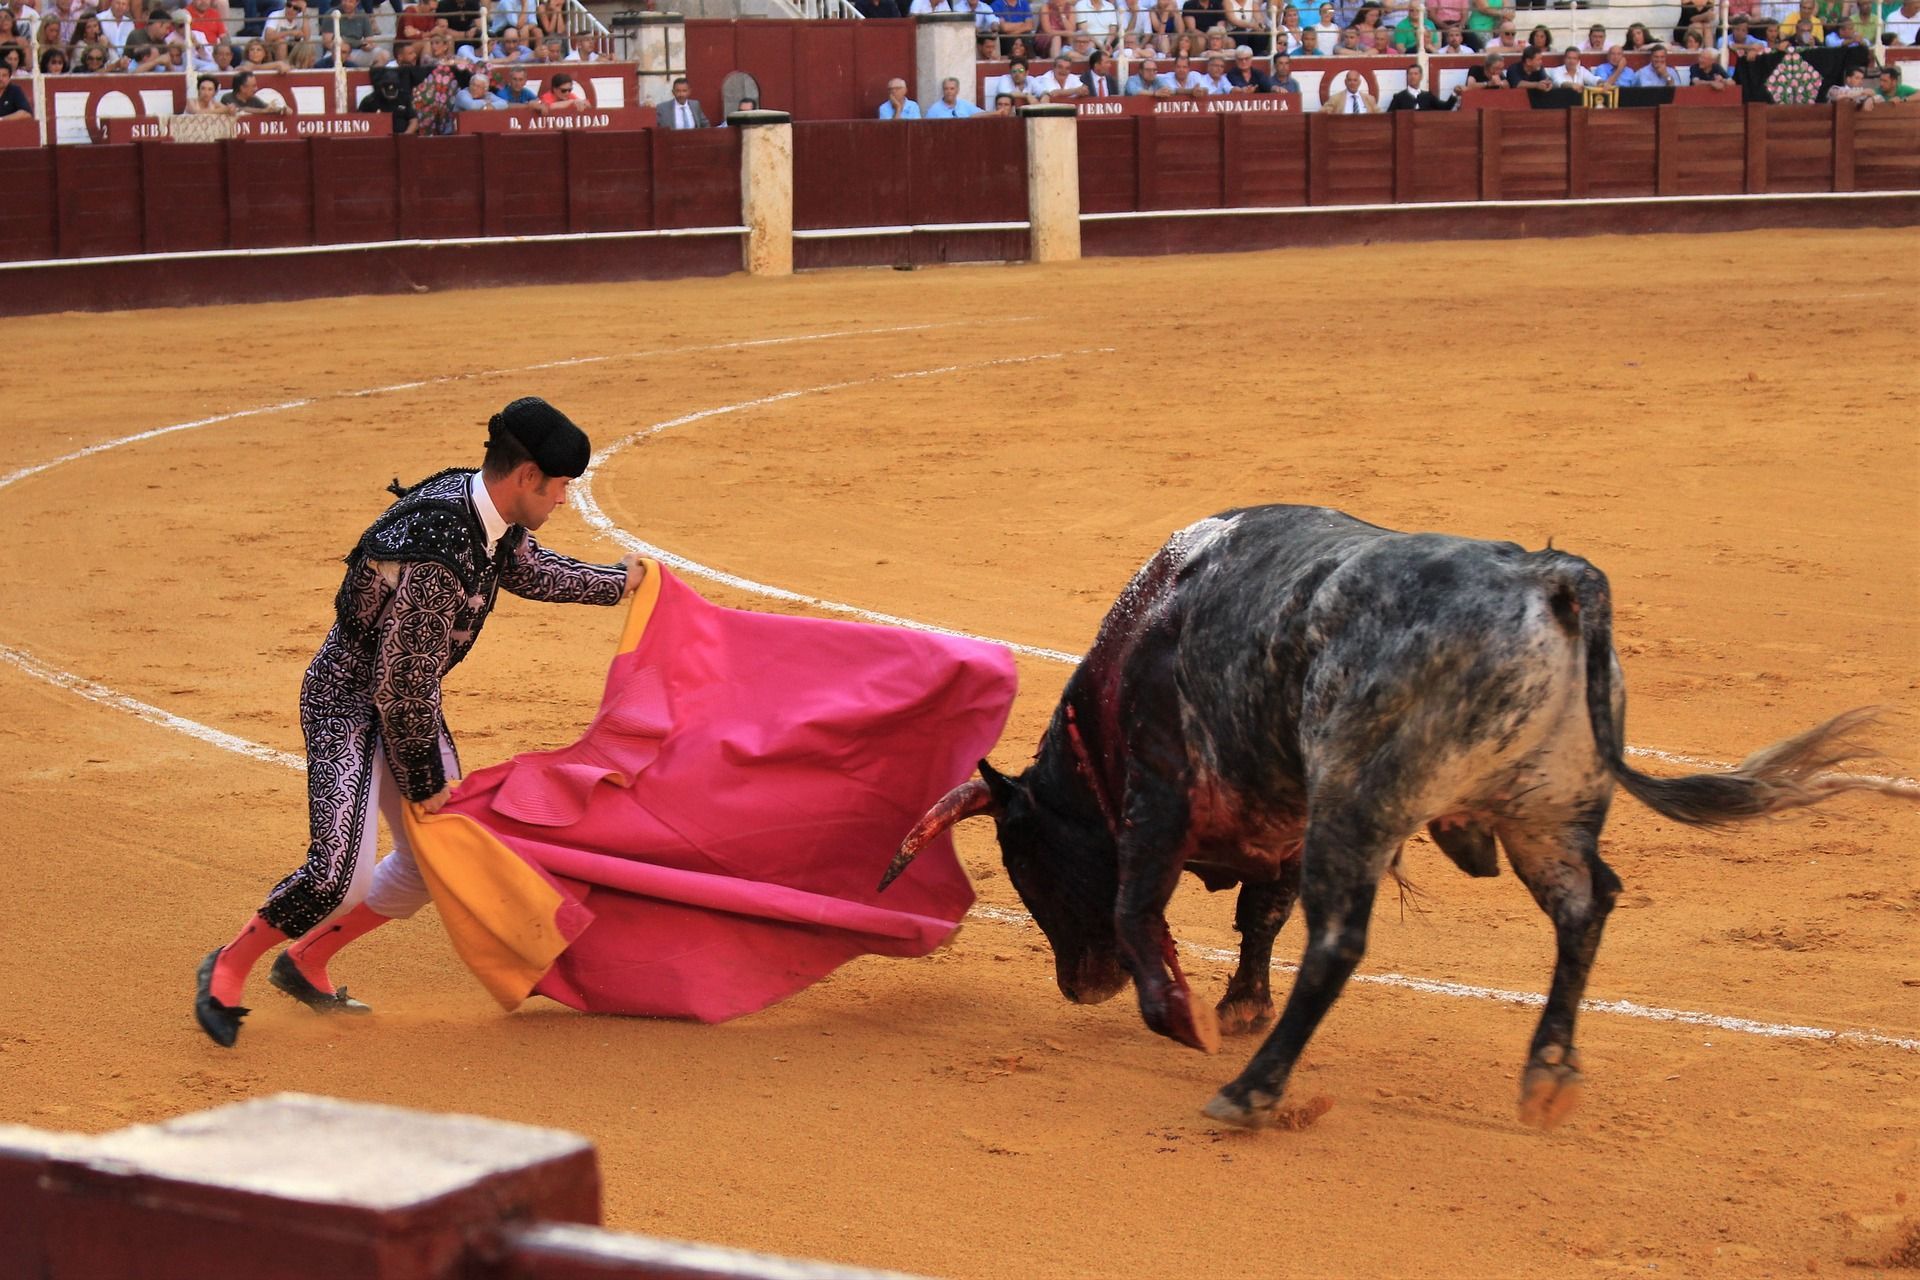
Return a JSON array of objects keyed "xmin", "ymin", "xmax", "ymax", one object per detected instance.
[
  {"xmin": 736, "ymin": 110, "xmax": 793, "ymax": 278},
  {"xmin": 635, "ymin": 12, "xmax": 685, "ymax": 108},
  {"xmin": 915, "ymin": 12, "xmax": 976, "ymax": 106},
  {"xmin": 1021, "ymin": 104, "xmax": 1081, "ymax": 263}
]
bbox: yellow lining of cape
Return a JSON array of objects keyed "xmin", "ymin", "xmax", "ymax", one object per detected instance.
[{"xmin": 402, "ymin": 559, "xmax": 661, "ymax": 1011}]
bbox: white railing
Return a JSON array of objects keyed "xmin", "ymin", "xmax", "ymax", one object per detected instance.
[{"xmin": 796, "ymin": 0, "xmax": 867, "ymax": 18}]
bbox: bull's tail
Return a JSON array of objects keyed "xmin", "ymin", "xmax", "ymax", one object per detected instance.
[{"xmin": 1548, "ymin": 558, "xmax": 1919, "ymax": 826}]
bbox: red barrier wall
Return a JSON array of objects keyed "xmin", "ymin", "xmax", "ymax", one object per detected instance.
[
  {"xmin": 685, "ymin": 18, "xmax": 916, "ymax": 125},
  {"xmin": 0, "ymin": 128, "xmax": 740, "ymax": 264}
]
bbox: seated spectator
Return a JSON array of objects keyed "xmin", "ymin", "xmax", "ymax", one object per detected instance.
[
  {"xmin": 1078, "ymin": 0, "xmax": 1123, "ymax": 49},
  {"xmin": 0, "ymin": 62, "xmax": 27, "ymax": 115},
  {"xmin": 1309, "ymin": 2, "xmax": 1338, "ymax": 45},
  {"xmin": 1386, "ymin": 60, "xmax": 1450, "ymax": 108},
  {"xmin": 993, "ymin": 0, "xmax": 1036, "ymax": 50},
  {"xmin": 1524, "ymin": 22, "xmax": 1550, "ymax": 53},
  {"xmin": 435, "ymin": 0, "xmax": 480, "ymax": 41},
  {"xmin": 1294, "ymin": 25, "xmax": 1323, "ymax": 52},
  {"xmin": 537, "ymin": 69, "xmax": 588, "ymax": 113},
  {"xmin": 1594, "ymin": 44, "xmax": 1635, "ymax": 86},
  {"xmin": 1199, "ymin": 50, "xmax": 1233, "ymax": 90},
  {"xmin": 926, "ymin": 74, "xmax": 986, "ymax": 114},
  {"xmin": 1030, "ymin": 52, "xmax": 1083, "ymax": 96},
  {"xmin": 207, "ymin": 39, "xmax": 238, "ymax": 70},
  {"xmin": 992, "ymin": 89, "xmax": 1016, "ymax": 112},
  {"xmin": 1887, "ymin": 0, "xmax": 1920, "ymax": 43},
  {"xmin": 1637, "ymin": 43, "xmax": 1678, "ymax": 86},
  {"xmin": 1673, "ymin": 0, "xmax": 1713, "ymax": 45},
  {"xmin": 452, "ymin": 68, "xmax": 500, "ymax": 108},
  {"xmin": 185, "ymin": 72, "xmax": 236, "ymax": 113},
  {"xmin": 66, "ymin": 11, "xmax": 103, "ymax": 50},
  {"xmin": 1226, "ymin": 42, "xmax": 1271, "ymax": 89},
  {"xmin": 1392, "ymin": 12, "xmax": 1437, "ymax": 49},
  {"xmin": 1166, "ymin": 50, "xmax": 1206, "ymax": 90},
  {"xmin": 537, "ymin": 32, "xmax": 577, "ymax": 61},
  {"xmin": 1778, "ymin": 0, "xmax": 1821, "ymax": 39},
  {"xmin": 492, "ymin": 63, "xmax": 536, "ymax": 102},
  {"xmin": 262, "ymin": 0, "xmax": 315, "ymax": 67},
  {"xmin": 1081, "ymin": 46, "xmax": 1118, "ymax": 92},
  {"xmin": 358, "ymin": 67, "xmax": 416, "ymax": 129},
  {"xmin": 184, "ymin": 0, "xmax": 226, "ymax": 50},
  {"xmin": 985, "ymin": 55, "xmax": 1036, "ymax": 100},
  {"xmin": 1124, "ymin": 49, "xmax": 1172, "ymax": 91},
  {"xmin": 318, "ymin": 0, "xmax": 382, "ymax": 68},
  {"xmin": 37, "ymin": 43, "xmax": 63, "ymax": 71},
  {"xmin": 1333, "ymin": 25, "xmax": 1366, "ymax": 51},
  {"xmin": 419, "ymin": 29, "xmax": 455, "ymax": 65},
  {"xmin": 1719, "ymin": 15, "xmax": 1767, "ymax": 46},
  {"xmin": 1823, "ymin": 17, "xmax": 1865, "ymax": 44},
  {"xmin": 1824, "ymin": 62, "xmax": 1871, "ymax": 102},
  {"xmin": 1269, "ymin": 53, "xmax": 1298, "ymax": 91},
  {"xmin": 222, "ymin": 68, "xmax": 286, "ymax": 111},
  {"xmin": 1480, "ymin": 19, "xmax": 1517, "ymax": 49},
  {"xmin": 658, "ymin": 76, "xmax": 708, "ymax": 126},
  {"xmin": 241, "ymin": 36, "xmax": 291, "ymax": 72},
  {"xmin": 96, "ymin": 0, "xmax": 133, "ymax": 57},
  {"xmin": 1580, "ymin": 21, "xmax": 1606, "ymax": 52},
  {"xmin": 1323, "ymin": 67, "xmax": 1376, "ymax": 110},
  {"xmin": 122, "ymin": 10, "xmax": 179, "ymax": 69},
  {"xmin": 1548, "ymin": 46, "xmax": 1596, "ymax": 86},
  {"xmin": 1879, "ymin": 64, "xmax": 1916, "ymax": 100},
  {"xmin": 397, "ymin": 0, "xmax": 438, "ymax": 45},
  {"xmin": 1689, "ymin": 46, "xmax": 1733, "ymax": 88},
  {"xmin": 1622, "ymin": 20, "xmax": 1651, "ymax": 48},
  {"xmin": 1035, "ymin": 0, "xmax": 1071, "ymax": 54},
  {"xmin": 1436, "ymin": 23, "xmax": 1470, "ymax": 53},
  {"xmin": 1465, "ymin": 0, "xmax": 1505, "ymax": 47},
  {"xmin": 1368, "ymin": 25, "xmax": 1395, "ymax": 52},
  {"xmin": 1424, "ymin": 0, "xmax": 1466, "ymax": 35},
  {"xmin": 387, "ymin": 37, "xmax": 421, "ymax": 67},
  {"xmin": 485, "ymin": 25, "xmax": 530, "ymax": 60},
  {"xmin": 1219, "ymin": 0, "xmax": 1266, "ymax": 53},
  {"xmin": 878, "ymin": 75, "xmax": 921, "ymax": 116},
  {"xmin": 1462, "ymin": 49, "xmax": 1504, "ymax": 87}
]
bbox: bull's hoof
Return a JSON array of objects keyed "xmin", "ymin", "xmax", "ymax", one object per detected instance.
[
  {"xmin": 1517, "ymin": 1044, "xmax": 1584, "ymax": 1131},
  {"xmin": 1203, "ymin": 1086, "xmax": 1278, "ymax": 1128},
  {"xmin": 1215, "ymin": 997, "xmax": 1274, "ymax": 1037}
]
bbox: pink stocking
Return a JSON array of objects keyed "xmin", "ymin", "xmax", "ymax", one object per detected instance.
[
  {"xmin": 210, "ymin": 915, "xmax": 286, "ymax": 1006},
  {"xmin": 285, "ymin": 903, "xmax": 390, "ymax": 990}
]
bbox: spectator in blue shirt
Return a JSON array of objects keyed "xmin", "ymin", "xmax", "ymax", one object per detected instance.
[
  {"xmin": 1124, "ymin": 52, "xmax": 1174, "ymax": 94},
  {"xmin": 1594, "ymin": 45, "xmax": 1637, "ymax": 87},
  {"xmin": 879, "ymin": 77, "xmax": 922, "ymax": 118},
  {"xmin": 925, "ymin": 75, "xmax": 986, "ymax": 115},
  {"xmin": 491, "ymin": 65, "xmax": 538, "ymax": 103},
  {"xmin": 453, "ymin": 68, "xmax": 503, "ymax": 108},
  {"xmin": 1201, "ymin": 52, "xmax": 1234, "ymax": 92},
  {"xmin": 992, "ymin": 0, "xmax": 1035, "ymax": 49}
]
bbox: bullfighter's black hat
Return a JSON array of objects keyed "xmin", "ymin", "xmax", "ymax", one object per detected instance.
[{"xmin": 490, "ymin": 397, "xmax": 591, "ymax": 478}]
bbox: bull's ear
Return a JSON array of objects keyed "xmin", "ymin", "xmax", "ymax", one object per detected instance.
[{"xmin": 978, "ymin": 759, "xmax": 1017, "ymax": 811}]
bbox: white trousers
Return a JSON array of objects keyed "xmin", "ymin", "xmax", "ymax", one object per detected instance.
[{"xmin": 326, "ymin": 734, "xmax": 457, "ymax": 924}]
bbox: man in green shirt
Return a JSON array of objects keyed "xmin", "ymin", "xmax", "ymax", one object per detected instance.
[{"xmin": 1878, "ymin": 65, "xmax": 1917, "ymax": 101}]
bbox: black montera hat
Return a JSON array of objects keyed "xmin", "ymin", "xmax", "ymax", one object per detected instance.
[{"xmin": 490, "ymin": 397, "xmax": 591, "ymax": 478}]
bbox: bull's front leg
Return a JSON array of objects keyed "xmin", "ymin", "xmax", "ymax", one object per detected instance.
[
  {"xmin": 1114, "ymin": 772, "xmax": 1219, "ymax": 1055},
  {"xmin": 1216, "ymin": 859, "xmax": 1302, "ymax": 1036}
]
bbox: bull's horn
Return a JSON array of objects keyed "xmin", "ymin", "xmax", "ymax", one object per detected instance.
[{"xmin": 877, "ymin": 779, "xmax": 997, "ymax": 892}]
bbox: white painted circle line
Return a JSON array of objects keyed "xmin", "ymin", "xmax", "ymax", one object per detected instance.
[{"xmin": 0, "ymin": 329, "xmax": 1912, "ymax": 1055}]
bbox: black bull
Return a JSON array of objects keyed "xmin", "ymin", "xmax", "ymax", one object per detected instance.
[{"xmin": 878, "ymin": 505, "xmax": 1912, "ymax": 1129}]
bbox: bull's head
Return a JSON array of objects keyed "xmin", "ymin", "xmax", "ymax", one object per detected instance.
[{"xmin": 880, "ymin": 760, "xmax": 1129, "ymax": 1006}]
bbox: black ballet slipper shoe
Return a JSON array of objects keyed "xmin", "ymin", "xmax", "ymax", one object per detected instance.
[
  {"xmin": 195, "ymin": 949, "xmax": 249, "ymax": 1048},
  {"xmin": 269, "ymin": 951, "xmax": 373, "ymax": 1015}
]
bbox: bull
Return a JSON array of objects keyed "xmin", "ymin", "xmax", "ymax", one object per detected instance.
[{"xmin": 878, "ymin": 505, "xmax": 1911, "ymax": 1129}]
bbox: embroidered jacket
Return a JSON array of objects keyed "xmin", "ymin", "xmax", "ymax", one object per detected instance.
[{"xmin": 321, "ymin": 468, "xmax": 626, "ymax": 800}]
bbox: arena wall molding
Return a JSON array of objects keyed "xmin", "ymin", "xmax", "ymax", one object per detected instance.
[
  {"xmin": 0, "ymin": 102, "xmax": 1915, "ymax": 314},
  {"xmin": 0, "ymin": 1092, "xmax": 925, "ymax": 1280}
]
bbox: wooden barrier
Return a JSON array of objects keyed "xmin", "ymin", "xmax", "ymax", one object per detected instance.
[
  {"xmin": 1071, "ymin": 93, "xmax": 1304, "ymax": 117},
  {"xmin": 1453, "ymin": 84, "xmax": 1743, "ymax": 112},
  {"xmin": 685, "ymin": 18, "xmax": 916, "ymax": 127},
  {"xmin": 1, "ymin": 1095, "xmax": 924, "ymax": 1280},
  {"xmin": 105, "ymin": 114, "xmax": 394, "ymax": 143}
]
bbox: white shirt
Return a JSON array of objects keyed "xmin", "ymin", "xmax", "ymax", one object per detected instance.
[
  {"xmin": 470, "ymin": 472, "xmax": 508, "ymax": 557},
  {"xmin": 1887, "ymin": 5, "xmax": 1920, "ymax": 41},
  {"xmin": 1075, "ymin": 0, "xmax": 1120, "ymax": 35},
  {"xmin": 1549, "ymin": 65, "xmax": 1597, "ymax": 86},
  {"xmin": 672, "ymin": 98, "xmax": 695, "ymax": 128},
  {"xmin": 1030, "ymin": 69, "xmax": 1078, "ymax": 95},
  {"xmin": 100, "ymin": 11, "xmax": 134, "ymax": 51}
]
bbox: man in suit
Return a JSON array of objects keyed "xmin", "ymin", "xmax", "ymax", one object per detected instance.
[
  {"xmin": 658, "ymin": 76, "xmax": 711, "ymax": 129},
  {"xmin": 1386, "ymin": 61, "xmax": 1451, "ymax": 109},
  {"xmin": 1080, "ymin": 48, "xmax": 1119, "ymax": 96},
  {"xmin": 1323, "ymin": 68, "xmax": 1377, "ymax": 112}
]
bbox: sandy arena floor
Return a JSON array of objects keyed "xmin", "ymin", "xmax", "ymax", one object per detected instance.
[{"xmin": 1, "ymin": 229, "xmax": 1916, "ymax": 1278}]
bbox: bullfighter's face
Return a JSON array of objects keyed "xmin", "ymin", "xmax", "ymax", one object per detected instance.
[{"xmin": 984, "ymin": 764, "xmax": 1130, "ymax": 1007}]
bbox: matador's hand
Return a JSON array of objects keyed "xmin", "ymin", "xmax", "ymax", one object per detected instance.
[
  {"xmin": 620, "ymin": 554, "xmax": 649, "ymax": 597},
  {"xmin": 418, "ymin": 784, "xmax": 455, "ymax": 814}
]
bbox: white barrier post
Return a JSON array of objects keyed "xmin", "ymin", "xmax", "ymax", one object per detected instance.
[
  {"xmin": 1415, "ymin": 0, "xmax": 1428, "ymax": 78},
  {"xmin": 181, "ymin": 14, "xmax": 194, "ymax": 115},
  {"xmin": 915, "ymin": 11, "xmax": 975, "ymax": 106},
  {"xmin": 30, "ymin": 16, "xmax": 46, "ymax": 145},
  {"xmin": 734, "ymin": 108, "xmax": 792, "ymax": 277},
  {"xmin": 332, "ymin": 10, "xmax": 347, "ymax": 109},
  {"xmin": 1020, "ymin": 102, "xmax": 1080, "ymax": 262},
  {"xmin": 481, "ymin": 3, "xmax": 491, "ymax": 60}
]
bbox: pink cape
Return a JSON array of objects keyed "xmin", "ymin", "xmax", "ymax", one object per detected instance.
[{"xmin": 438, "ymin": 567, "xmax": 1017, "ymax": 1022}]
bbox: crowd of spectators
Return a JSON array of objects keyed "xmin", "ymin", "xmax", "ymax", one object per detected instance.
[
  {"xmin": 0, "ymin": 0, "xmax": 598, "ymax": 93},
  {"xmin": 847, "ymin": 0, "xmax": 1920, "ymax": 61}
]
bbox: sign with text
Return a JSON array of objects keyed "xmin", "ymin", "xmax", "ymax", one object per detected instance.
[
  {"xmin": 1073, "ymin": 92, "xmax": 1303, "ymax": 117},
  {"xmin": 453, "ymin": 105, "xmax": 654, "ymax": 133},
  {"xmin": 104, "ymin": 113, "xmax": 394, "ymax": 142}
]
